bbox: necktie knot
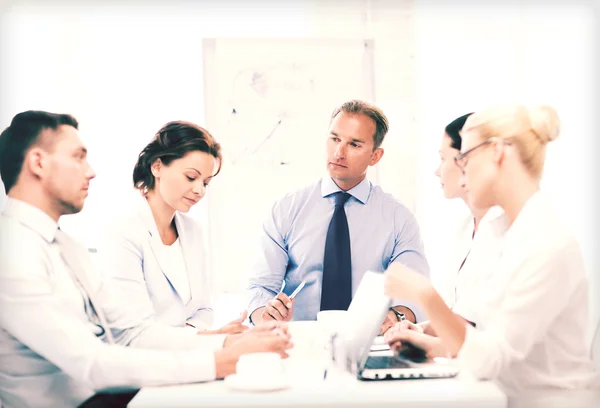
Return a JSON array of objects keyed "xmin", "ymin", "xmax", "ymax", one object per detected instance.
[{"xmin": 333, "ymin": 192, "xmax": 351, "ymax": 208}]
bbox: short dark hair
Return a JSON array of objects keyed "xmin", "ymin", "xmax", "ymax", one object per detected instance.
[
  {"xmin": 444, "ymin": 112, "xmax": 474, "ymax": 150},
  {"xmin": 0, "ymin": 110, "xmax": 79, "ymax": 194},
  {"xmin": 133, "ymin": 121, "xmax": 222, "ymax": 192},
  {"xmin": 331, "ymin": 100, "xmax": 389, "ymax": 150}
]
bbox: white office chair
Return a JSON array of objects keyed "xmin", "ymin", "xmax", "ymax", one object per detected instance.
[{"xmin": 591, "ymin": 318, "xmax": 600, "ymax": 372}]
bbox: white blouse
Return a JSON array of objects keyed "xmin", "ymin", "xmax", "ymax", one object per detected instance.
[
  {"xmin": 441, "ymin": 206, "xmax": 508, "ymax": 326},
  {"xmin": 440, "ymin": 213, "xmax": 473, "ymax": 307},
  {"xmin": 457, "ymin": 192, "xmax": 599, "ymax": 397},
  {"xmin": 452, "ymin": 206, "xmax": 508, "ymax": 325},
  {"xmin": 160, "ymin": 238, "xmax": 191, "ymax": 305}
]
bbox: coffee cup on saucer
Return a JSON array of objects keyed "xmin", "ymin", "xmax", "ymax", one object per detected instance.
[{"xmin": 225, "ymin": 352, "xmax": 289, "ymax": 392}]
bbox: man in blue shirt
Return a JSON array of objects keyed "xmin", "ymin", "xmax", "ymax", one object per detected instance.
[{"xmin": 247, "ymin": 100, "xmax": 430, "ymax": 332}]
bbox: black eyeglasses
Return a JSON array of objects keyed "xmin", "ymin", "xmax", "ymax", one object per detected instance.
[{"xmin": 454, "ymin": 137, "xmax": 510, "ymax": 169}]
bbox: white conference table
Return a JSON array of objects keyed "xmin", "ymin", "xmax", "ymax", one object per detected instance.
[
  {"xmin": 130, "ymin": 367, "xmax": 506, "ymax": 408},
  {"xmin": 129, "ymin": 330, "xmax": 507, "ymax": 408},
  {"xmin": 130, "ymin": 374, "xmax": 506, "ymax": 408}
]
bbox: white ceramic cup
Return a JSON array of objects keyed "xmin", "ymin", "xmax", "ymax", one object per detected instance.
[
  {"xmin": 286, "ymin": 320, "xmax": 319, "ymax": 357},
  {"xmin": 235, "ymin": 352, "xmax": 284, "ymax": 379},
  {"xmin": 316, "ymin": 310, "xmax": 349, "ymax": 333}
]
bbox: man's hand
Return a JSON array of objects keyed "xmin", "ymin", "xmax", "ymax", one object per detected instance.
[
  {"xmin": 251, "ymin": 293, "xmax": 294, "ymax": 324},
  {"xmin": 214, "ymin": 322, "xmax": 293, "ymax": 378}
]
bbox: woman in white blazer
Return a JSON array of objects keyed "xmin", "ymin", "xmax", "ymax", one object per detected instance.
[
  {"xmin": 101, "ymin": 121, "xmax": 246, "ymax": 334},
  {"xmin": 384, "ymin": 105, "xmax": 599, "ymax": 402}
]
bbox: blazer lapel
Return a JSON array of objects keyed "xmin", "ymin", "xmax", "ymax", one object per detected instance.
[
  {"xmin": 136, "ymin": 195, "xmax": 187, "ymax": 303},
  {"xmin": 175, "ymin": 213, "xmax": 203, "ymax": 312}
]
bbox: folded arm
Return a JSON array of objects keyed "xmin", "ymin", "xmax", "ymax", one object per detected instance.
[
  {"xmin": 0, "ymin": 253, "xmax": 220, "ymax": 391},
  {"xmin": 247, "ymin": 204, "xmax": 289, "ymax": 324}
]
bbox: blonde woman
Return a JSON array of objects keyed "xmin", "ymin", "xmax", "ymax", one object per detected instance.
[{"xmin": 384, "ymin": 105, "xmax": 598, "ymax": 401}]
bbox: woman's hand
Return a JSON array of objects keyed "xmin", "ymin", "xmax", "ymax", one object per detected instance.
[
  {"xmin": 384, "ymin": 323, "xmax": 448, "ymax": 359},
  {"xmin": 386, "ymin": 320, "xmax": 424, "ymax": 336},
  {"xmin": 216, "ymin": 310, "xmax": 249, "ymax": 334},
  {"xmin": 215, "ymin": 322, "xmax": 293, "ymax": 378},
  {"xmin": 194, "ymin": 311, "xmax": 250, "ymax": 335}
]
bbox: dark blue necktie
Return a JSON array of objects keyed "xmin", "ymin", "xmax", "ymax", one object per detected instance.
[{"xmin": 320, "ymin": 192, "xmax": 352, "ymax": 311}]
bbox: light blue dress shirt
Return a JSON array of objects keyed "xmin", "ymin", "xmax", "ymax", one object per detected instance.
[{"xmin": 247, "ymin": 177, "xmax": 430, "ymax": 322}]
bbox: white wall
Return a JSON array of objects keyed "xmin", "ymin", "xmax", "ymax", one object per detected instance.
[
  {"xmin": 413, "ymin": 0, "xmax": 599, "ymax": 331},
  {"xmin": 0, "ymin": 0, "xmax": 421, "ymax": 278},
  {"xmin": 1, "ymin": 0, "xmax": 597, "ymax": 327}
]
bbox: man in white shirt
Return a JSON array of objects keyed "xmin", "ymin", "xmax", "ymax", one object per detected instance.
[{"xmin": 0, "ymin": 110, "xmax": 292, "ymax": 408}]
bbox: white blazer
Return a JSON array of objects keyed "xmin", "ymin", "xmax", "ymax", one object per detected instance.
[{"xmin": 100, "ymin": 194, "xmax": 213, "ymax": 330}]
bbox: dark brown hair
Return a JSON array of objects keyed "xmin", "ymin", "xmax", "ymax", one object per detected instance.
[
  {"xmin": 445, "ymin": 112, "xmax": 474, "ymax": 150},
  {"xmin": 0, "ymin": 110, "xmax": 78, "ymax": 193},
  {"xmin": 330, "ymin": 100, "xmax": 389, "ymax": 150},
  {"xmin": 133, "ymin": 121, "xmax": 222, "ymax": 192}
]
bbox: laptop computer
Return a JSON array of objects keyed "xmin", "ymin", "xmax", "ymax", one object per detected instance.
[{"xmin": 332, "ymin": 271, "xmax": 459, "ymax": 381}]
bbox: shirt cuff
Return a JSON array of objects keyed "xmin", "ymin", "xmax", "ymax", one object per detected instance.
[
  {"xmin": 187, "ymin": 309, "xmax": 214, "ymax": 330},
  {"xmin": 247, "ymin": 291, "xmax": 273, "ymax": 323},
  {"xmin": 186, "ymin": 318, "xmax": 212, "ymax": 331}
]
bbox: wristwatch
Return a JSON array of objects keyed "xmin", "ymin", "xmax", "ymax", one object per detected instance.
[{"xmin": 390, "ymin": 308, "xmax": 406, "ymax": 322}]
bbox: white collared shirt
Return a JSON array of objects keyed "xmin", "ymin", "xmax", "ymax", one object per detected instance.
[
  {"xmin": 0, "ymin": 198, "xmax": 225, "ymax": 408},
  {"xmin": 457, "ymin": 192, "xmax": 599, "ymax": 396},
  {"xmin": 438, "ymin": 212, "xmax": 473, "ymax": 307},
  {"xmin": 452, "ymin": 206, "xmax": 508, "ymax": 325}
]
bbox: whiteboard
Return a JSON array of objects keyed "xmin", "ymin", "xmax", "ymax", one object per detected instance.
[{"xmin": 202, "ymin": 38, "xmax": 375, "ymax": 292}]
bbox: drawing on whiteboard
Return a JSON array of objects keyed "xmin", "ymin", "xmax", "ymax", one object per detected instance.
[{"xmin": 224, "ymin": 64, "xmax": 318, "ymax": 166}]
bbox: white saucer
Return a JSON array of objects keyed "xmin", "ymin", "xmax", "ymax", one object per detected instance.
[{"xmin": 224, "ymin": 374, "xmax": 289, "ymax": 392}]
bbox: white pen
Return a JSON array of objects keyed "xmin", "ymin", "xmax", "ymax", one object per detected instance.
[{"xmin": 289, "ymin": 280, "xmax": 307, "ymax": 299}]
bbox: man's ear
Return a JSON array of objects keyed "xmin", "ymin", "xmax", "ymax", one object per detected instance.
[
  {"xmin": 150, "ymin": 158, "xmax": 162, "ymax": 178},
  {"xmin": 26, "ymin": 147, "xmax": 46, "ymax": 179},
  {"xmin": 370, "ymin": 147, "xmax": 384, "ymax": 166}
]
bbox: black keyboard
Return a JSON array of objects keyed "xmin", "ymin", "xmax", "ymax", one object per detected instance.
[{"xmin": 364, "ymin": 356, "xmax": 411, "ymax": 370}]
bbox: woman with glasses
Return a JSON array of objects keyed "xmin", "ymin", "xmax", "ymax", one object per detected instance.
[
  {"xmin": 433, "ymin": 113, "xmax": 507, "ymax": 328},
  {"xmin": 386, "ymin": 113, "xmax": 508, "ymax": 348},
  {"xmin": 384, "ymin": 105, "xmax": 598, "ymax": 402}
]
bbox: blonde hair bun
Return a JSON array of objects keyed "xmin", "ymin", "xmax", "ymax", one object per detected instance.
[{"xmin": 529, "ymin": 105, "xmax": 560, "ymax": 144}]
